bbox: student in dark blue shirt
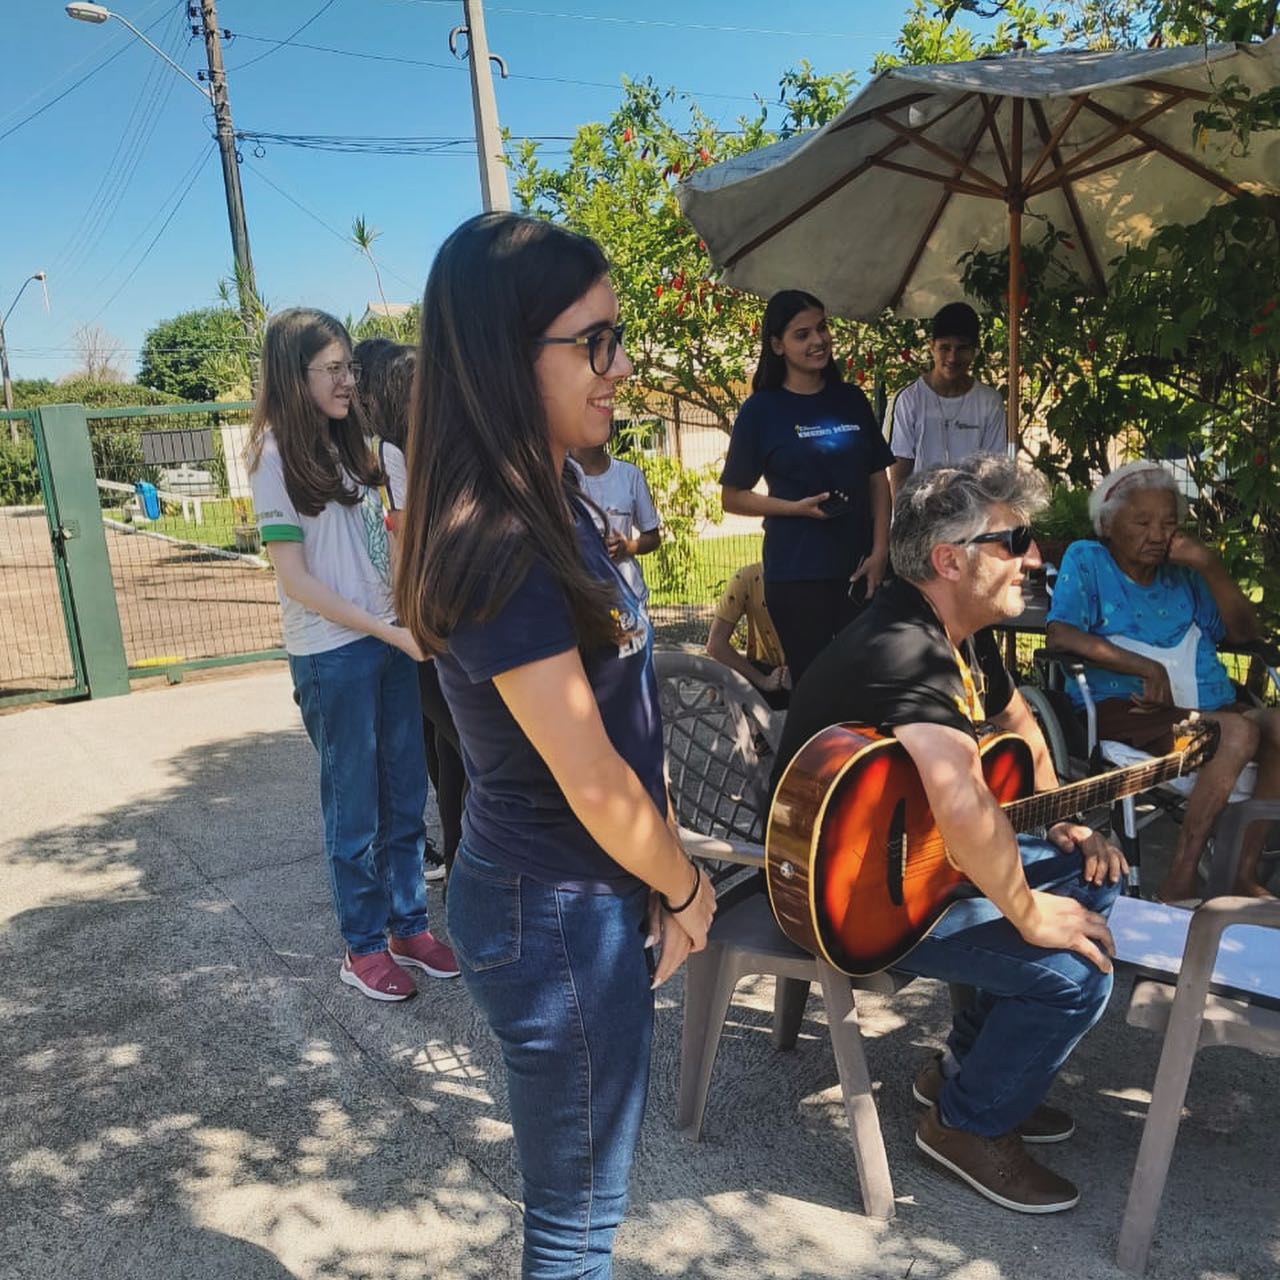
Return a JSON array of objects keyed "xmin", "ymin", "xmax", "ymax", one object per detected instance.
[
  {"xmin": 393, "ymin": 213, "xmax": 715, "ymax": 1280},
  {"xmin": 721, "ymin": 289, "xmax": 894, "ymax": 681}
]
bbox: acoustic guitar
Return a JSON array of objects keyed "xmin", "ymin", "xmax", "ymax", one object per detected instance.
[{"xmin": 765, "ymin": 719, "xmax": 1218, "ymax": 976}]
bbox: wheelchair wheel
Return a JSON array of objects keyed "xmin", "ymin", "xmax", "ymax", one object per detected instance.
[{"xmin": 1018, "ymin": 683, "xmax": 1075, "ymax": 783}]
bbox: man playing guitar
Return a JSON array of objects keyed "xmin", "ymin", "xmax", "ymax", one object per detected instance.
[{"xmin": 774, "ymin": 453, "xmax": 1125, "ymax": 1214}]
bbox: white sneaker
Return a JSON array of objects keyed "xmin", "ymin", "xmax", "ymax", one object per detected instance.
[{"xmin": 424, "ymin": 861, "xmax": 447, "ymax": 883}]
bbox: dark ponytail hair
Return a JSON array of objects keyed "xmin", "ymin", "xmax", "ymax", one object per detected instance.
[
  {"xmin": 354, "ymin": 338, "xmax": 414, "ymax": 450},
  {"xmin": 751, "ymin": 288, "xmax": 841, "ymax": 393},
  {"xmin": 395, "ymin": 212, "xmax": 620, "ymax": 656}
]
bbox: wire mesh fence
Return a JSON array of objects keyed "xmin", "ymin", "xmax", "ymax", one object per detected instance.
[
  {"xmin": 0, "ymin": 411, "xmax": 83, "ymax": 703},
  {"xmin": 84, "ymin": 403, "xmax": 283, "ymax": 671}
]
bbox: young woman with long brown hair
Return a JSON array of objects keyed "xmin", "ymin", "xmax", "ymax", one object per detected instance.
[
  {"xmin": 395, "ymin": 214, "xmax": 715, "ymax": 1278},
  {"xmin": 246, "ymin": 308, "xmax": 458, "ymax": 1001}
]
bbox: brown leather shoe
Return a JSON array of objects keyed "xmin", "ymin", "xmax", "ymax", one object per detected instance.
[
  {"xmin": 913, "ymin": 1055, "xmax": 1076, "ymax": 1144},
  {"xmin": 916, "ymin": 1105, "xmax": 1079, "ymax": 1214}
]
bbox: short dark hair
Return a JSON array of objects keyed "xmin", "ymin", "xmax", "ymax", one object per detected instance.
[
  {"xmin": 931, "ymin": 302, "xmax": 980, "ymax": 346},
  {"xmin": 354, "ymin": 338, "xmax": 414, "ymax": 450}
]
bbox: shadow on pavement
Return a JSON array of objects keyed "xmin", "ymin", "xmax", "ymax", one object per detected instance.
[{"xmin": 1, "ymin": 686, "xmax": 1277, "ymax": 1279}]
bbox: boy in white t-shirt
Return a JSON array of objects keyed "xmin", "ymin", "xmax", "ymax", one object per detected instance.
[
  {"xmin": 886, "ymin": 302, "xmax": 1006, "ymax": 492},
  {"xmin": 569, "ymin": 434, "xmax": 661, "ymax": 604}
]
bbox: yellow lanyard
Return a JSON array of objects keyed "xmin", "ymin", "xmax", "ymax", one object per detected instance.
[
  {"xmin": 920, "ymin": 591, "xmax": 986, "ymax": 725},
  {"xmin": 951, "ymin": 642, "xmax": 986, "ymax": 725}
]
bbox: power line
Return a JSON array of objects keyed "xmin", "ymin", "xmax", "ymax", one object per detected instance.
[
  {"xmin": 235, "ymin": 128, "xmax": 571, "ymax": 156},
  {"xmin": 54, "ymin": 5, "xmax": 194, "ymax": 284},
  {"xmin": 241, "ymin": 158, "xmax": 422, "ymax": 293},
  {"xmin": 76, "ymin": 138, "xmax": 215, "ymax": 311},
  {"xmin": 225, "ymin": 32, "xmax": 766, "ymax": 102},
  {"xmin": 384, "ymin": 0, "xmax": 893, "ymax": 40},
  {"xmin": 85, "ymin": 143, "xmax": 217, "ymax": 326},
  {"xmin": 226, "ymin": 0, "xmax": 340, "ymax": 72},
  {"xmin": 0, "ymin": 0, "xmax": 172, "ymax": 131},
  {"xmin": 0, "ymin": 39, "xmax": 137, "ymax": 145}
]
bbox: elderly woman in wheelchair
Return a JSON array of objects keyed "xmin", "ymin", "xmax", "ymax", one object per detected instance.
[{"xmin": 1044, "ymin": 460, "xmax": 1280, "ymax": 904}]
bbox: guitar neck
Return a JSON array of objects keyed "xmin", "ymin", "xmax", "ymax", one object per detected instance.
[{"xmin": 1003, "ymin": 749, "xmax": 1188, "ymax": 832}]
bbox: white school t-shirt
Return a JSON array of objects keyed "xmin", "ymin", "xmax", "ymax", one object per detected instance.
[
  {"xmin": 569, "ymin": 456, "xmax": 660, "ymax": 604},
  {"xmin": 250, "ymin": 430, "xmax": 396, "ymax": 656},
  {"xmin": 886, "ymin": 377, "xmax": 1006, "ymax": 471}
]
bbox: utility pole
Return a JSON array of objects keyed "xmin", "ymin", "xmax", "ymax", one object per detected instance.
[
  {"xmin": 458, "ymin": 0, "xmax": 511, "ymax": 211},
  {"xmin": 198, "ymin": 0, "xmax": 257, "ymax": 329}
]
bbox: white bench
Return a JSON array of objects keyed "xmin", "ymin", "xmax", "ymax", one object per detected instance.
[
  {"xmin": 96, "ymin": 478, "xmax": 203, "ymax": 525},
  {"xmin": 1109, "ymin": 894, "xmax": 1280, "ymax": 1272}
]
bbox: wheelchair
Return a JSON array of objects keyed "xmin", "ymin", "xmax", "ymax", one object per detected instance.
[{"xmin": 1017, "ymin": 640, "xmax": 1280, "ymax": 898}]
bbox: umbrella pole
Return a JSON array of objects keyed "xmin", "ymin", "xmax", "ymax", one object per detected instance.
[{"xmin": 1007, "ymin": 202, "xmax": 1022, "ymax": 457}]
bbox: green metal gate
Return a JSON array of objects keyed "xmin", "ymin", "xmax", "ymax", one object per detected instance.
[{"xmin": 0, "ymin": 408, "xmax": 88, "ymax": 707}]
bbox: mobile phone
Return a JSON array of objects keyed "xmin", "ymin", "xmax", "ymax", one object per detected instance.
[{"xmin": 818, "ymin": 489, "xmax": 852, "ymax": 518}]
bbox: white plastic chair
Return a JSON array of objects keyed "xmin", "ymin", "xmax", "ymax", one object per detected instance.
[
  {"xmin": 1111, "ymin": 895, "xmax": 1280, "ymax": 1272},
  {"xmin": 655, "ymin": 649, "xmax": 912, "ymax": 1220}
]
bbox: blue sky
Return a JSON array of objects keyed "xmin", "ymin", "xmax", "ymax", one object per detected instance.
[{"xmin": 2, "ymin": 1, "xmax": 919, "ymax": 384}]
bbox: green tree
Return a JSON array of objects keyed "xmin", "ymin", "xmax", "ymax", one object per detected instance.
[
  {"xmin": 139, "ymin": 306, "xmax": 250, "ymax": 402},
  {"xmin": 960, "ymin": 195, "xmax": 1280, "ymax": 613},
  {"xmin": 874, "ymin": 0, "xmax": 1061, "ymax": 71}
]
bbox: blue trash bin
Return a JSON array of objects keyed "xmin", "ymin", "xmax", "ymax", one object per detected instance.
[{"xmin": 134, "ymin": 481, "xmax": 160, "ymax": 520}]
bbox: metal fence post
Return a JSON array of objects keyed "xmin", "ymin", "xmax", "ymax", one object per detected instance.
[{"xmin": 37, "ymin": 405, "xmax": 130, "ymax": 699}]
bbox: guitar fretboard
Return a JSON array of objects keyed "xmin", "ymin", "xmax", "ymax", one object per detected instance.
[{"xmin": 1003, "ymin": 749, "xmax": 1191, "ymax": 832}]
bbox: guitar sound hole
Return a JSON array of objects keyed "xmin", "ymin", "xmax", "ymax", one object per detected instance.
[{"xmin": 887, "ymin": 799, "xmax": 906, "ymax": 908}]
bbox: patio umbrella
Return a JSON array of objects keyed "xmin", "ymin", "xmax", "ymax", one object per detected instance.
[{"xmin": 678, "ymin": 37, "xmax": 1280, "ymax": 448}]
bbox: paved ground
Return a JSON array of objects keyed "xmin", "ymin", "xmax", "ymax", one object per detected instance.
[{"xmin": 2, "ymin": 669, "xmax": 1277, "ymax": 1279}]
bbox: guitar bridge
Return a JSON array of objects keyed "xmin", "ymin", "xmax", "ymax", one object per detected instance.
[{"xmin": 887, "ymin": 799, "xmax": 907, "ymax": 907}]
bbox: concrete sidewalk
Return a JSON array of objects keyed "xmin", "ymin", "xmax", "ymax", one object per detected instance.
[{"xmin": 1, "ymin": 668, "xmax": 1275, "ymax": 1279}]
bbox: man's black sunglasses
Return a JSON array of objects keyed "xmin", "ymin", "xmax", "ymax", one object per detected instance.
[{"xmin": 957, "ymin": 525, "xmax": 1035, "ymax": 556}]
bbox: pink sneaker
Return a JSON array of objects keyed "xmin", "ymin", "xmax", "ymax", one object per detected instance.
[
  {"xmin": 340, "ymin": 949, "xmax": 417, "ymax": 1001},
  {"xmin": 388, "ymin": 931, "xmax": 461, "ymax": 979}
]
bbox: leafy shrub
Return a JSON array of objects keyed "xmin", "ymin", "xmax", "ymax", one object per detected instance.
[
  {"xmin": 616, "ymin": 425, "xmax": 723, "ymax": 596},
  {"xmin": 0, "ymin": 437, "xmax": 41, "ymax": 506}
]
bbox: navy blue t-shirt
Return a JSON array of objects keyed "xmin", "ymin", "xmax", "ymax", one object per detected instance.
[
  {"xmin": 720, "ymin": 382, "xmax": 893, "ymax": 583},
  {"xmin": 436, "ymin": 500, "xmax": 665, "ymax": 891}
]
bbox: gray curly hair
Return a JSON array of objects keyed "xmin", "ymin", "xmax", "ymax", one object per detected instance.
[
  {"xmin": 1088, "ymin": 459, "xmax": 1187, "ymax": 537},
  {"xmin": 891, "ymin": 453, "xmax": 1048, "ymax": 584}
]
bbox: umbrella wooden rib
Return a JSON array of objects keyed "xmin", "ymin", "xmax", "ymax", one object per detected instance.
[
  {"xmin": 890, "ymin": 95, "xmax": 1006, "ymax": 310},
  {"xmin": 1028, "ymin": 100, "xmax": 1106, "ymax": 294}
]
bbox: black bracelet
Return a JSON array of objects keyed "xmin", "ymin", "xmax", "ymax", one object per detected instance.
[{"xmin": 663, "ymin": 861, "xmax": 702, "ymax": 914}]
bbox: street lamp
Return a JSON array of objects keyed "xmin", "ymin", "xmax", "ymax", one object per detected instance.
[
  {"xmin": 65, "ymin": 4, "xmax": 212, "ymax": 100},
  {"xmin": 65, "ymin": 2, "xmax": 257, "ymax": 332},
  {"xmin": 1, "ymin": 272, "xmax": 48, "ymax": 440}
]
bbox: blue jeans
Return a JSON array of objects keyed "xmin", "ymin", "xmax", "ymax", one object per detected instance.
[
  {"xmin": 447, "ymin": 844, "xmax": 653, "ymax": 1279},
  {"xmin": 289, "ymin": 635, "xmax": 429, "ymax": 956},
  {"xmin": 893, "ymin": 837, "xmax": 1118, "ymax": 1137}
]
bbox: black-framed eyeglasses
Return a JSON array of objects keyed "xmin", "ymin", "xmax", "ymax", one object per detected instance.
[
  {"xmin": 532, "ymin": 323, "xmax": 626, "ymax": 375},
  {"xmin": 957, "ymin": 525, "xmax": 1035, "ymax": 556},
  {"xmin": 304, "ymin": 360, "xmax": 361, "ymax": 382}
]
